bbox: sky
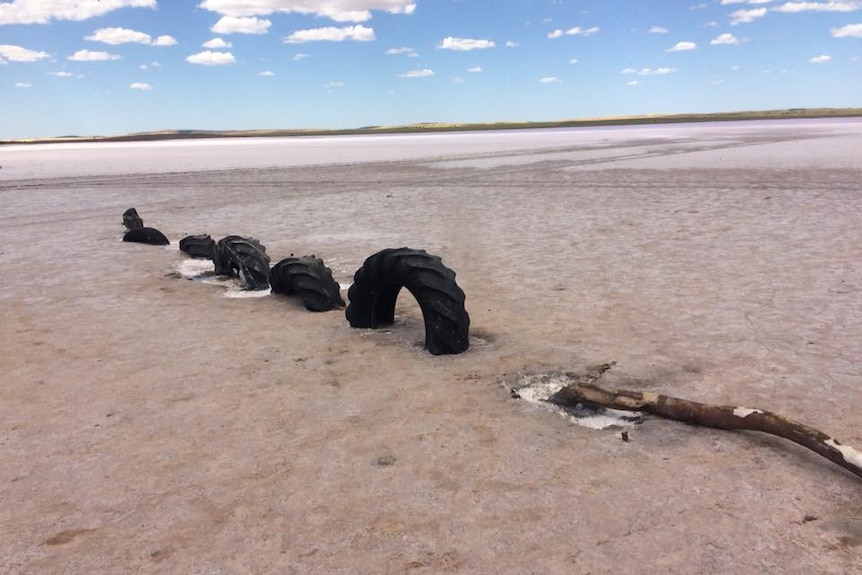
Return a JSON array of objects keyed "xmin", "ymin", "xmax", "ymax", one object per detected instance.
[{"xmin": 1, "ymin": 0, "xmax": 861, "ymax": 139}]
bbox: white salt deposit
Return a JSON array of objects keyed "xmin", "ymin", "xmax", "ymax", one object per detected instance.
[
  {"xmin": 175, "ymin": 258, "xmax": 271, "ymax": 298},
  {"xmin": 732, "ymin": 407, "xmax": 764, "ymax": 418},
  {"xmin": 825, "ymin": 439, "xmax": 862, "ymax": 470}
]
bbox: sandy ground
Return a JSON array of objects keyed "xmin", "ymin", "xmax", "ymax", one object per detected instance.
[{"xmin": 1, "ymin": 121, "xmax": 861, "ymax": 574}]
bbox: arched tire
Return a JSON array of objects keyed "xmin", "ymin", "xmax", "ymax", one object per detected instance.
[
  {"xmin": 213, "ymin": 235, "xmax": 271, "ymax": 291},
  {"xmin": 271, "ymin": 256, "xmax": 345, "ymax": 312},
  {"xmin": 179, "ymin": 234, "xmax": 216, "ymax": 259},
  {"xmin": 346, "ymin": 247, "xmax": 470, "ymax": 355},
  {"xmin": 123, "ymin": 227, "xmax": 169, "ymax": 246},
  {"xmin": 123, "ymin": 208, "xmax": 144, "ymax": 231}
]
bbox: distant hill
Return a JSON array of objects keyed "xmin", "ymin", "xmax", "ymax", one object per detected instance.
[{"xmin": 3, "ymin": 107, "xmax": 861, "ymax": 145}]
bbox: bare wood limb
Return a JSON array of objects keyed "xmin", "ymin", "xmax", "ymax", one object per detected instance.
[{"xmin": 551, "ymin": 383, "xmax": 862, "ymax": 480}]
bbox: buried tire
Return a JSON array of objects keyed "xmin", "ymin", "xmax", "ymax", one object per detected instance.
[
  {"xmin": 213, "ymin": 235, "xmax": 271, "ymax": 290},
  {"xmin": 123, "ymin": 227, "xmax": 169, "ymax": 246},
  {"xmin": 345, "ymin": 247, "xmax": 470, "ymax": 355},
  {"xmin": 179, "ymin": 234, "xmax": 216, "ymax": 259},
  {"xmin": 271, "ymin": 255, "xmax": 345, "ymax": 312}
]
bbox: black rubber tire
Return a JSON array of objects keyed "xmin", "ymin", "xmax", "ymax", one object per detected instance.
[
  {"xmin": 122, "ymin": 208, "xmax": 144, "ymax": 231},
  {"xmin": 212, "ymin": 235, "xmax": 271, "ymax": 290},
  {"xmin": 345, "ymin": 247, "xmax": 470, "ymax": 355},
  {"xmin": 271, "ymin": 256, "xmax": 345, "ymax": 312},
  {"xmin": 123, "ymin": 227, "xmax": 169, "ymax": 246},
  {"xmin": 179, "ymin": 234, "xmax": 216, "ymax": 259}
]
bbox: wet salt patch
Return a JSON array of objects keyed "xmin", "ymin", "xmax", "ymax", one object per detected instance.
[
  {"xmin": 513, "ymin": 373, "xmax": 642, "ymax": 430},
  {"xmin": 175, "ymin": 258, "xmax": 271, "ymax": 298}
]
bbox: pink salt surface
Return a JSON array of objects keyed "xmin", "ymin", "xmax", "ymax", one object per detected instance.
[{"xmin": 1, "ymin": 119, "xmax": 860, "ymax": 573}]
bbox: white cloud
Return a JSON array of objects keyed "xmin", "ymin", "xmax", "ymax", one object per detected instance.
[
  {"xmin": 198, "ymin": 0, "xmax": 416, "ymax": 23},
  {"xmin": 649, "ymin": 26, "xmax": 669, "ymax": 34},
  {"xmin": 452, "ymin": 76, "xmax": 464, "ymax": 84},
  {"xmin": 832, "ymin": 22, "xmax": 862, "ymax": 36},
  {"xmin": 212, "ymin": 16, "xmax": 272, "ymax": 34},
  {"xmin": 569, "ymin": 58, "xmax": 579, "ymax": 64},
  {"xmin": 203, "ymin": 38, "xmax": 233, "ymax": 48},
  {"xmin": 711, "ymin": 32, "xmax": 740, "ymax": 44},
  {"xmin": 667, "ymin": 41, "xmax": 697, "ymax": 51},
  {"xmin": 467, "ymin": 66, "xmax": 483, "ymax": 72},
  {"xmin": 130, "ymin": 82, "xmax": 153, "ymax": 90},
  {"xmin": 185, "ymin": 50, "xmax": 236, "ymax": 65},
  {"xmin": 809, "ymin": 54, "xmax": 832, "ymax": 63},
  {"xmin": 52, "ymin": 71, "xmax": 74, "ymax": 77},
  {"xmin": 773, "ymin": 2, "xmax": 862, "ymax": 12},
  {"xmin": 386, "ymin": 46, "xmax": 417, "ymax": 56},
  {"xmin": 0, "ymin": 44, "xmax": 50, "ymax": 62},
  {"xmin": 69, "ymin": 49, "xmax": 121, "ymax": 61},
  {"xmin": 720, "ymin": 0, "xmax": 773, "ymax": 3},
  {"xmin": 0, "ymin": 0, "xmax": 155, "ymax": 25},
  {"xmin": 540, "ymin": 76, "xmax": 561, "ymax": 83},
  {"xmin": 549, "ymin": 26, "xmax": 600, "ymax": 38},
  {"xmin": 621, "ymin": 67, "xmax": 677, "ymax": 75},
  {"xmin": 285, "ymin": 25, "xmax": 375, "ymax": 43},
  {"xmin": 15, "ymin": 81, "xmax": 32, "ymax": 88},
  {"xmin": 730, "ymin": 7, "xmax": 768, "ymax": 23},
  {"xmin": 259, "ymin": 70, "xmax": 275, "ymax": 76},
  {"xmin": 326, "ymin": 80, "xmax": 345, "ymax": 88},
  {"xmin": 505, "ymin": 41, "xmax": 519, "ymax": 47},
  {"xmin": 438, "ymin": 37, "xmax": 495, "ymax": 50},
  {"xmin": 398, "ymin": 68, "xmax": 434, "ymax": 77},
  {"xmin": 293, "ymin": 53, "xmax": 311, "ymax": 60},
  {"xmin": 85, "ymin": 27, "xmax": 178, "ymax": 47},
  {"xmin": 626, "ymin": 80, "xmax": 639, "ymax": 86}
]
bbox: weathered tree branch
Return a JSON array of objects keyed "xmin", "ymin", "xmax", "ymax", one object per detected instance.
[{"xmin": 551, "ymin": 383, "xmax": 862, "ymax": 480}]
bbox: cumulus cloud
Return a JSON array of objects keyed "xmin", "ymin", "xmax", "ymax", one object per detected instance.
[
  {"xmin": 0, "ymin": 44, "xmax": 50, "ymax": 62},
  {"xmin": 52, "ymin": 71, "xmax": 74, "ymax": 77},
  {"xmin": 621, "ymin": 67, "xmax": 677, "ymax": 75},
  {"xmin": 505, "ymin": 41, "xmax": 519, "ymax": 47},
  {"xmin": 809, "ymin": 54, "xmax": 832, "ymax": 63},
  {"xmin": 15, "ymin": 81, "xmax": 32, "ymax": 88},
  {"xmin": 467, "ymin": 66, "xmax": 483, "ymax": 72},
  {"xmin": 398, "ymin": 68, "xmax": 434, "ymax": 77},
  {"xmin": 0, "ymin": 0, "xmax": 155, "ymax": 25},
  {"xmin": 69, "ymin": 49, "xmax": 121, "ymax": 61},
  {"xmin": 438, "ymin": 37, "xmax": 495, "ymax": 50},
  {"xmin": 259, "ymin": 70, "xmax": 275, "ymax": 76},
  {"xmin": 832, "ymin": 22, "xmax": 862, "ymax": 36},
  {"xmin": 86, "ymin": 27, "xmax": 177, "ymax": 46},
  {"xmin": 548, "ymin": 26, "xmax": 600, "ymax": 38},
  {"xmin": 667, "ymin": 41, "xmax": 697, "ymax": 51},
  {"xmin": 711, "ymin": 32, "xmax": 740, "ymax": 44},
  {"xmin": 285, "ymin": 25, "xmax": 375, "ymax": 43},
  {"xmin": 130, "ymin": 82, "xmax": 153, "ymax": 90},
  {"xmin": 212, "ymin": 16, "xmax": 271, "ymax": 34},
  {"xmin": 730, "ymin": 7, "xmax": 769, "ymax": 23},
  {"xmin": 185, "ymin": 50, "xmax": 236, "ymax": 65},
  {"xmin": 773, "ymin": 2, "xmax": 862, "ymax": 12},
  {"xmin": 569, "ymin": 58, "xmax": 579, "ymax": 64},
  {"xmin": 649, "ymin": 26, "xmax": 669, "ymax": 33},
  {"xmin": 198, "ymin": 0, "xmax": 416, "ymax": 23},
  {"xmin": 203, "ymin": 38, "xmax": 232, "ymax": 48},
  {"xmin": 540, "ymin": 76, "xmax": 561, "ymax": 83}
]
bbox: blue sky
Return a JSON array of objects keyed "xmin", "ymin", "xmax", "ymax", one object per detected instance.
[{"xmin": 1, "ymin": 0, "xmax": 860, "ymax": 139}]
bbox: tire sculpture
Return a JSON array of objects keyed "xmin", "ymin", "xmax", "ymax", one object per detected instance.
[
  {"xmin": 345, "ymin": 247, "xmax": 470, "ymax": 355},
  {"xmin": 271, "ymin": 255, "xmax": 345, "ymax": 312},
  {"xmin": 213, "ymin": 235, "xmax": 271, "ymax": 291},
  {"xmin": 179, "ymin": 234, "xmax": 216, "ymax": 259},
  {"xmin": 123, "ymin": 208, "xmax": 144, "ymax": 231},
  {"xmin": 123, "ymin": 227, "xmax": 170, "ymax": 246}
]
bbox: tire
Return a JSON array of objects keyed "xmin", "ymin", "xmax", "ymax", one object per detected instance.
[
  {"xmin": 123, "ymin": 227, "xmax": 169, "ymax": 246},
  {"xmin": 122, "ymin": 208, "xmax": 144, "ymax": 231},
  {"xmin": 346, "ymin": 247, "xmax": 470, "ymax": 355},
  {"xmin": 271, "ymin": 255, "xmax": 345, "ymax": 312},
  {"xmin": 213, "ymin": 235, "xmax": 271, "ymax": 290},
  {"xmin": 179, "ymin": 234, "xmax": 216, "ymax": 259}
]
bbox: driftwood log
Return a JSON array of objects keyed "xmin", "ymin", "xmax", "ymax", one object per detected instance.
[{"xmin": 551, "ymin": 383, "xmax": 862, "ymax": 480}]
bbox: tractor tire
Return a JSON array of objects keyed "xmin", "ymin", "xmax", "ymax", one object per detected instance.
[
  {"xmin": 346, "ymin": 247, "xmax": 470, "ymax": 355},
  {"xmin": 123, "ymin": 227, "xmax": 169, "ymax": 246},
  {"xmin": 271, "ymin": 256, "xmax": 345, "ymax": 312},
  {"xmin": 179, "ymin": 234, "xmax": 216, "ymax": 259},
  {"xmin": 213, "ymin": 235, "xmax": 271, "ymax": 290},
  {"xmin": 122, "ymin": 208, "xmax": 144, "ymax": 231}
]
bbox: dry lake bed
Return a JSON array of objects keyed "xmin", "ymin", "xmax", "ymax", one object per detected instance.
[{"xmin": 1, "ymin": 119, "xmax": 861, "ymax": 573}]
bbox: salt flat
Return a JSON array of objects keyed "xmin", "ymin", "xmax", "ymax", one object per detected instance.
[{"xmin": 1, "ymin": 119, "xmax": 860, "ymax": 574}]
